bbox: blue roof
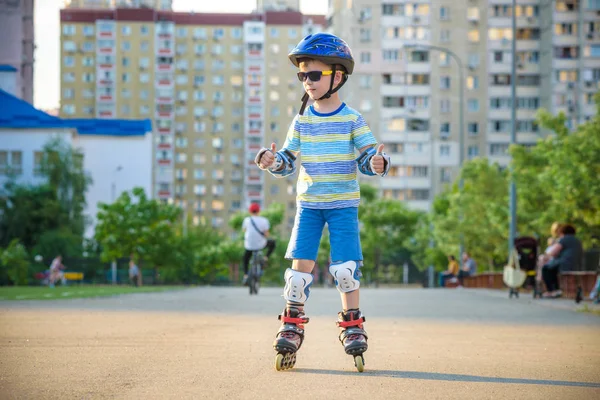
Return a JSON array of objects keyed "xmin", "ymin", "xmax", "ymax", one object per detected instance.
[
  {"xmin": 0, "ymin": 65, "xmax": 17, "ymax": 72},
  {"xmin": 65, "ymin": 118, "xmax": 153, "ymax": 136},
  {"xmin": 0, "ymin": 89, "xmax": 152, "ymax": 136}
]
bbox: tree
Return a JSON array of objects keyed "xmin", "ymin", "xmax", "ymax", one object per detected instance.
[
  {"xmin": 431, "ymin": 158, "xmax": 509, "ymax": 270},
  {"xmin": 94, "ymin": 187, "xmax": 181, "ymax": 269},
  {"xmin": 359, "ymin": 198, "xmax": 422, "ymax": 283},
  {"xmin": 0, "ymin": 184, "xmax": 63, "ymax": 249},
  {"xmin": 511, "ymin": 94, "xmax": 600, "ymax": 248},
  {"xmin": 0, "ymin": 239, "xmax": 30, "ymax": 286},
  {"xmin": 40, "ymin": 137, "xmax": 92, "ymax": 237}
]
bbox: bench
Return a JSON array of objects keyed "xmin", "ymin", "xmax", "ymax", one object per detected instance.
[
  {"xmin": 559, "ymin": 271, "xmax": 597, "ymax": 300},
  {"xmin": 459, "ymin": 271, "xmax": 597, "ymax": 300}
]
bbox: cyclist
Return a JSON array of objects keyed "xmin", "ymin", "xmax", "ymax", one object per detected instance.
[{"xmin": 241, "ymin": 203, "xmax": 276, "ymax": 285}]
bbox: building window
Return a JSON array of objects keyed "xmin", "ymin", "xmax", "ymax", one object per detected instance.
[
  {"xmin": 440, "ymin": 123, "xmax": 450, "ymax": 137},
  {"xmin": 467, "ymin": 76, "xmax": 479, "ymax": 89},
  {"xmin": 439, "ymin": 52, "xmax": 450, "ymax": 66},
  {"xmin": 440, "ymin": 99, "xmax": 451, "ymax": 113},
  {"xmin": 360, "ymin": 52, "xmax": 371, "ymax": 63},
  {"xmin": 467, "ymin": 145, "xmax": 479, "ymax": 159},
  {"xmin": 440, "ymin": 145, "xmax": 450, "ymax": 157},
  {"xmin": 440, "ymin": 29, "xmax": 450, "ymax": 42},
  {"xmin": 440, "ymin": 76, "xmax": 451, "ymax": 89},
  {"xmin": 63, "ymin": 88, "xmax": 74, "ymax": 99},
  {"xmin": 468, "ymin": 53, "xmax": 479, "ymax": 68},
  {"xmin": 121, "ymin": 41, "xmax": 131, "ymax": 51},
  {"xmin": 441, "ymin": 167, "xmax": 452, "ymax": 183},
  {"xmin": 440, "ymin": 6, "xmax": 450, "ymax": 19},
  {"xmin": 467, "ymin": 99, "xmax": 479, "ymax": 112},
  {"xmin": 468, "ymin": 123, "xmax": 479, "ymax": 136},
  {"xmin": 490, "ymin": 143, "xmax": 509, "ymax": 156},
  {"xmin": 62, "ymin": 25, "xmax": 76, "ymax": 35},
  {"xmin": 177, "ymin": 27, "xmax": 187, "ymax": 37},
  {"xmin": 62, "ymin": 104, "xmax": 75, "ymax": 115},
  {"xmin": 468, "ymin": 30, "xmax": 480, "ymax": 42}
]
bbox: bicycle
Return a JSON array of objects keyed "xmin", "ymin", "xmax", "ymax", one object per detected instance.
[{"xmin": 248, "ymin": 250, "xmax": 264, "ymax": 295}]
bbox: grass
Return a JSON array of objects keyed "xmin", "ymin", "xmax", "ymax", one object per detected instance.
[
  {"xmin": 0, "ymin": 285, "xmax": 186, "ymax": 301},
  {"xmin": 577, "ymin": 303, "xmax": 600, "ymax": 316}
]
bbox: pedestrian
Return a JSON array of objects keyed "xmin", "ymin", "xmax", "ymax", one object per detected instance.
[
  {"xmin": 254, "ymin": 32, "xmax": 390, "ymax": 372},
  {"xmin": 129, "ymin": 258, "xmax": 140, "ymax": 287}
]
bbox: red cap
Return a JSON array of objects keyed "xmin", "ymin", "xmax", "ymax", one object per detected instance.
[{"xmin": 248, "ymin": 203, "xmax": 260, "ymax": 213}]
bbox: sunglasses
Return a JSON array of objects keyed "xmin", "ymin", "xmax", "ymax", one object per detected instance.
[{"xmin": 297, "ymin": 70, "xmax": 338, "ymax": 82}]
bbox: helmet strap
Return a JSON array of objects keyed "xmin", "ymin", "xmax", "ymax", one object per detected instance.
[{"xmin": 299, "ymin": 92, "xmax": 309, "ymax": 115}]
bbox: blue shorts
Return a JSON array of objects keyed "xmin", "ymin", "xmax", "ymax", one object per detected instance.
[{"xmin": 285, "ymin": 207, "xmax": 363, "ymax": 262}]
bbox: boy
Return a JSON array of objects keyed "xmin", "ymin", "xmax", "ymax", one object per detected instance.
[{"xmin": 254, "ymin": 33, "xmax": 390, "ymax": 372}]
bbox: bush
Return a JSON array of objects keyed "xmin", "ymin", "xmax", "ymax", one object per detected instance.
[{"xmin": 0, "ymin": 239, "xmax": 31, "ymax": 285}]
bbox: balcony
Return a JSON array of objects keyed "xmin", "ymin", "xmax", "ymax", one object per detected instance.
[
  {"xmin": 553, "ymin": 34, "xmax": 580, "ymax": 47},
  {"xmin": 157, "ymin": 190, "xmax": 171, "ymax": 199},
  {"xmin": 156, "ymin": 63, "xmax": 174, "ymax": 73},
  {"xmin": 96, "ymin": 109, "xmax": 114, "ymax": 118},
  {"xmin": 157, "ymin": 158, "xmax": 172, "ymax": 167},
  {"xmin": 96, "ymin": 93, "xmax": 114, "ymax": 103},
  {"xmin": 155, "ymin": 77, "xmax": 174, "ymax": 89},
  {"xmin": 245, "ymin": 175, "xmax": 263, "ymax": 186}
]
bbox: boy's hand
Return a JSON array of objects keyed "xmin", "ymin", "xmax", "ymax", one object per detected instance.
[
  {"xmin": 371, "ymin": 144, "xmax": 386, "ymax": 174},
  {"xmin": 258, "ymin": 143, "xmax": 277, "ymax": 169}
]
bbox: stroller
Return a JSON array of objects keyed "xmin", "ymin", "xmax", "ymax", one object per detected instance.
[
  {"xmin": 514, "ymin": 237, "xmax": 541, "ymax": 297},
  {"xmin": 503, "ymin": 237, "xmax": 539, "ymax": 298}
]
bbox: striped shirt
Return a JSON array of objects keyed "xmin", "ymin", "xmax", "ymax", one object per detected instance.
[{"xmin": 280, "ymin": 103, "xmax": 377, "ymax": 209}]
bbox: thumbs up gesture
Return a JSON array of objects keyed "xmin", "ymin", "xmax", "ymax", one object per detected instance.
[
  {"xmin": 258, "ymin": 143, "xmax": 277, "ymax": 169},
  {"xmin": 370, "ymin": 144, "xmax": 386, "ymax": 175}
]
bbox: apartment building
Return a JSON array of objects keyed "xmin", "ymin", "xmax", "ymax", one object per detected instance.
[
  {"xmin": 59, "ymin": 6, "xmax": 324, "ymax": 233},
  {"xmin": 0, "ymin": 0, "xmax": 35, "ymax": 103},
  {"xmin": 64, "ymin": 0, "xmax": 173, "ymax": 10},
  {"xmin": 327, "ymin": 0, "xmax": 600, "ymax": 211}
]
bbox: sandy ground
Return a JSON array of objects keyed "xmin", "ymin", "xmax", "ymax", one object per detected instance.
[{"xmin": 1, "ymin": 287, "xmax": 599, "ymax": 400}]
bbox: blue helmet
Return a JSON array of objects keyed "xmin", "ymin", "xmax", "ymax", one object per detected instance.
[{"xmin": 288, "ymin": 33, "xmax": 354, "ymax": 74}]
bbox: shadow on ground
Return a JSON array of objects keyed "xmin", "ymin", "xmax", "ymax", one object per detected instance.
[{"xmin": 292, "ymin": 369, "xmax": 600, "ymax": 388}]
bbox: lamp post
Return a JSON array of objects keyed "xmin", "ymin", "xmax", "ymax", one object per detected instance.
[
  {"xmin": 111, "ymin": 165, "xmax": 123, "ymax": 203},
  {"xmin": 509, "ymin": 0, "xmax": 518, "ymax": 259},
  {"xmin": 110, "ymin": 165, "xmax": 123, "ymax": 284},
  {"xmin": 403, "ymin": 43, "xmax": 466, "ymax": 264}
]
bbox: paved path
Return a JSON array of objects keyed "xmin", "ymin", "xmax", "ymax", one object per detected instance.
[{"xmin": 1, "ymin": 287, "xmax": 599, "ymax": 399}]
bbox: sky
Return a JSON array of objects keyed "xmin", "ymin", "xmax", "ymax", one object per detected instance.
[{"xmin": 33, "ymin": 0, "xmax": 327, "ymax": 110}]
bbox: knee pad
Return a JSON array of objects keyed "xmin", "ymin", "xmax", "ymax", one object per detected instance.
[
  {"xmin": 329, "ymin": 261, "xmax": 361, "ymax": 293},
  {"xmin": 283, "ymin": 268, "xmax": 313, "ymax": 303}
]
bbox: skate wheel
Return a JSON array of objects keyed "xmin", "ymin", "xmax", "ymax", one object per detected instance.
[
  {"xmin": 275, "ymin": 353, "xmax": 296, "ymax": 371},
  {"xmin": 354, "ymin": 355, "xmax": 364, "ymax": 373},
  {"xmin": 275, "ymin": 353, "xmax": 284, "ymax": 371}
]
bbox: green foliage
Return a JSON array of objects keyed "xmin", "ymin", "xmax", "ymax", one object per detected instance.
[
  {"xmin": 511, "ymin": 96, "xmax": 600, "ymax": 248},
  {"xmin": 431, "ymin": 158, "xmax": 509, "ymax": 269},
  {"xmin": 228, "ymin": 202, "xmax": 285, "ymax": 231},
  {"xmin": 0, "ymin": 184, "xmax": 63, "ymax": 249},
  {"xmin": 359, "ymin": 198, "xmax": 422, "ymax": 279},
  {"xmin": 32, "ymin": 229, "xmax": 83, "ymax": 260},
  {"xmin": 406, "ymin": 214, "xmax": 448, "ymax": 272},
  {"xmin": 95, "ymin": 187, "xmax": 181, "ymax": 266},
  {"xmin": 0, "ymin": 240, "xmax": 30, "ymax": 285},
  {"xmin": 39, "ymin": 137, "xmax": 92, "ymax": 237}
]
